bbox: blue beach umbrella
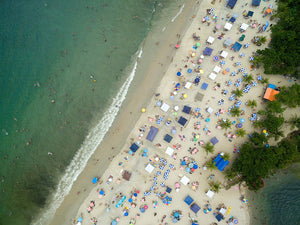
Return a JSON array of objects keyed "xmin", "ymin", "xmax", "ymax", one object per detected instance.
[
  {"xmin": 92, "ymin": 177, "xmax": 98, "ymax": 184},
  {"xmin": 124, "ymin": 212, "xmax": 129, "ymax": 216},
  {"xmin": 78, "ymin": 217, "xmax": 83, "ymax": 222},
  {"xmin": 236, "ymin": 62, "xmax": 241, "ymax": 66},
  {"xmin": 177, "ymin": 72, "xmax": 181, "ymax": 76},
  {"xmin": 186, "ymin": 167, "xmax": 191, "ymax": 172},
  {"xmin": 187, "ymin": 69, "xmax": 192, "ymax": 73},
  {"xmin": 99, "ymin": 190, "xmax": 104, "ymax": 195},
  {"xmin": 195, "ymin": 78, "xmax": 200, "ymax": 83},
  {"xmin": 220, "ymin": 60, "xmax": 225, "ymax": 65},
  {"xmin": 240, "ymin": 118, "xmax": 245, "ymax": 123},
  {"xmin": 111, "ymin": 220, "xmax": 117, "ymax": 225}
]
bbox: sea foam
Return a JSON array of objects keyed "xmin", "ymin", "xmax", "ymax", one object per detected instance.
[
  {"xmin": 32, "ymin": 48, "xmax": 143, "ymax": 225},
  {"xmin": 171, "ymin": 4, "xmax": 185, "ymax": 22}
]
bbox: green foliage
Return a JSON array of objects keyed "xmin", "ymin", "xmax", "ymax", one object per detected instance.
[
  {"xmin": 266, "ymin": 101, "xmax": 286, "ymax": 114},
  {"xmin": 230, "ymin": 107, "xmax": 241, "ymax": 117},
  {"xmin": 243, "ymin": 74, "xmax": 254, "ymax": 83},
  {"xmin": 206, "ymin": 159, "xmax": 217, "ymax": 171},
  {"xmin": 249, "ymin": 132, "xmax": 268, "ymax": 146},
  {"xmin": 256, "ymin": 112, "xmax": 284, "ymax": 140},
  {"xmin": 231, "ymin": 132, "xmax": 300, "ymax": 191},
  {"xmin": 233, "ymin": 88, "xmax": 243, "ymax": 97},
  {"xmin": 261, "ymin": 77, "xmax": 269, "ymax": 85},
  {"xmin": 247, "ymin": 100, "xmax": 257, "ymax": 108},
  {"xmin": 221, "ymin": 153, "xmax": 230, "ymax": 161},
  {"xmin": 288, "ymin": 115, "xmax": 300, "ymax": 130},
  {"xmin": 202, "ymin": 142, "xmax": 215, "ymax": 155},
  {"xmin": 236, "ymin": 128, "xmax": 247, "ymax": 137},
  {"xmin": 256, "ymin": 0, "xmax": 300, "ymax": 76},
  {"xmin": 220, "ymin": 119, "xmax": 232, "ymax": 130},
  {"xmin": 276, "ymin": 84, "xmax": 300, "ymax": 108},
  {"xmin": 256, "ymin": 36, "xmax": 267, "ymax": 46},
  {"xmin": 209, "ymin": 181, "xmax": 221, "ymax": 193}
]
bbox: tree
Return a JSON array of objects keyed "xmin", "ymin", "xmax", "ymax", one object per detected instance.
[
  {"xmin": 261, "ymin": 77, "xmax": 269, "ymax": 85},
  {"xmin": 202, "ymin": 142, "xmax": 214, "ymax": 155},
  {"xmin": 221, "ymin": 153, "xmax": 230, "ymax": 161},
  {"xmin": 288, "ymin": 115, "xmax": 300, "ymax": 130},
  {"xmin": 243, "ymin": 74, "xmax": 254, "ymax": 83},
  {"xmin": 247, "ymin": 100, "xmax": 257, "ymax": 108},
  {"xmin": 276, "ymin": 84, "xmax": 300, "ymax": 108},
  {"xmin": 256, "ymin": 36, "xmax": 267, "ymax": 46},
  {"xmin": 206, "ymin": 159, "xmax": 217, "ymax": 171},
  {"xmin": 266, "ymin": 101, "xmax": 286, "ymax": 114},
  {"xmin": 237, "ymin": 128, "xmax": 247, "ymax": 137},
  {"xmin": 220, "ymin": 119, "xmax": 232, "ymax": 130},
  {"xmin": 249, "ymin": 132, "xmax": 268, "ymax": 146},
  {"xmin": 230, "ymin": 107, "xmax": 241, "ymax": 117},
  {"xmin": 233, "ymin": 88, "xmax": 243, "ymax": 97},
  {"xmin": 209, "ymin": 181, "xmax": 221, "ymax": 193},
  {"xmin": 258, "ymin": 112, "xmax": 284, "ymax": 139}
]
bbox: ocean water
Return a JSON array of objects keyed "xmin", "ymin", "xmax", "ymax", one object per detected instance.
[
  {"xmin": 0, "ymin": 0, "xmax": 188, "ymax": 224},
  {"xmin": 249, "ymin": 167, "xmax": 300, "ymax": 225}
]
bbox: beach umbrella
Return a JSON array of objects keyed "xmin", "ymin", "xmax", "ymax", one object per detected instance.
[
  {"xmin": 92, "ymin": 177, "xmax": 98, "ymax": 184},
  {"xmin": 199, "ymin": 69, "xmax": 204, "ymax": 74},
  {"xmin": 220, "ymin": 60, "xmax": 225, "ymax": 65},
  {"xmin": 175, "ymin": 44, "xmax": 179, "ymax": 49},
  {"xmin": 141, "ymin": 108, "xmax": 146, "ymax": 113},
  {"xmin": 156, "ymin": 101, "xmax": 162, "ymax": 106},
  {"xmin": 193, "ymin": 164, "xmax": 198, "ymax": 169},
  {"xmin": 216, "ymin": 24, "xmax": 221, "ymax": 30},
  {"xmin": 196, "ymin": 42, "xmax": 200, "ymax": 47},
  {"xmin": 233, "ymin": 219, "xmax": 239, "ymax": 224},
  {"xmin": 240, "ymin": 53, "xmax": 245, "ymax": 57},
  {"xmin": 234, "ymin": 13, "xmax": 238, "ymax": 18},
  {"xmin": 111, "ymin": 220, "xmax": 117, "ymax": 225},
  {"xmin": 183, "ymin": 94, "xmax": 187, "ymax": 99},
  {"xmin": 128, "ymin": 198, "xmax": 133, "ymax": 203},
  {"xmin": 226, "ymin": 68, "xmax": 230, "ymax": 72},
  {"xmin": 236, "ymin": 62, "xmax": 241, "ymax": 66},
  {"xmin": 99, "ymin": 190, "xmax": 104, "ymax": 195},
  {"xmin": 206, "ymin": 118, "xmax": 210, "ymax": 122},
  {"xmin": 189, "ymin": 163, "xmax": 194, "ymax": 168},
  {"xmin": 240, "ymin": 118, "xmax": 245, "ymax": 123},
  {"xmin": 241, "ymin": 68, "xmax": 245, "ymax": 72},
  {"xmin": 266, "ymin": 8, "xmax": 272, "ymax": 14},
  {"xmin": 186, "ymin": 167, "xmax": 191, "ymax": 172},
  {"xmin": 144, "ymin": 205, "xmax": 148, "ymax": 209},
  {"xmin": 187, "ymin": 69, "xmax": 192, "ymax": 73},
  {"xmin": 237, "ymin": 123, "xmax": 243, "ymax": 128},
  {"xmin": 214, "ymin": 56, "xmax": 219, "ymax": 61},
  {"xmin": 198, "ymin": 59, "xmax": 203, "ymax": 63},
  {"xmin": 195, "ymin": 78, "xmax": 200, "ymax": 83},
  {"xmin": 242, "ymin": 198, "xmax": 248, "ymax": 203},
  {"xmin": 174, "ymin": 212, "xmax": 180, "ymax": 218},
  {"xmin": 77, "ymin": 217, "xmax": 83, "ymax": 222},
  {"xmin": 205, "ymin": 16, "xmax": 209, "ymax": 21},
  {"xmin": 124, "ymin": 212, "xmax": 129, "ymax": 216},
  {"xmin": 200, "ymin": 55, "xmax": 204, "ymax": 59},
  {"xmin": 244, "ymin": 43, "xmax": 249, "ymax": 48},
  {"xmin": 249, "ymin": 56, "xmax": 254, "ymax": 61},
  {"xmin": 232, "ymin": 71, "xmax": 237, "ymax": 76},
  {"xmin": 177, "ymin": 72, "xmax": 181, "ymax": 76}
]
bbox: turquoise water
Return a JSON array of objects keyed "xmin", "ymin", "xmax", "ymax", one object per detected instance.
[
  {"xmin": 0, "ymin": 0, "xmax": 188, "ymax": 224},
  {"xmin": 249, "ymin": 168, "xmax": 300, "ymax": 225}
]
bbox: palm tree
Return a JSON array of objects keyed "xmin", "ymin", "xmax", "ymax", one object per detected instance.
[
  {"xmin": 206, "ymin": 159, "xmax": 217, "ymax": 171},
  {"xmin": 256, "ymin": 36, "xmax": 267, "ymax": 46},
  {"xmin": 202, "ymin": 142, "xmax": 215, "ymax": 155},
  {"xmin": 230, "ymin": 107, "xmax": 241, "ymax": 117},
  {"xmin": 209, "ymin": 181, "xmax": 221, "ymax": 193},
  {"xmin": 288, "ymin": 115, "xmax": 300, "ymax": 130},
  {"xmin": 232, "ymin": 88, "xmax": 243, "ymax": 98},
  {"xmin": 236, "ymin": 128, "xmax": 247, "ymax": 137},
  {"xmin": 252, "ymin": 55, "xmax": 264, "ymax": 67},
  {"xmin": 220, "ymin": 119, "xmax": 232, "ymax": 130},
  {"xmin": 243, "ymin": 74, "xmax": 254, "ymax": 83},
  {"xmin": 221, "ymin": 153, "xmax": 230, "ymax": 161},
  {"xmin": 261, "ymin": 78, "xmax": 269, "ymax": 85},
  {"xmin": 247, "ymin": 100, "xmax": 257, "ymax": 108}
]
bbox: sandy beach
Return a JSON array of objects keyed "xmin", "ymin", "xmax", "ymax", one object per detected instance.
[{"xmin": 47, "ymin": 0, "xmax": 299, "ymax": 224}]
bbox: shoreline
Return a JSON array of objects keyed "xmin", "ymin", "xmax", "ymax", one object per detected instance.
[
  {"xmin": 47, "ymin": 1, "xmax": 199, "ymax": 224},
  {"xmin": 45, "ymin": 0, "xmax": 298, "ymax": 224}
]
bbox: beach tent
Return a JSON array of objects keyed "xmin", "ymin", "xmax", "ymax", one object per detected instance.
[
  {"xmin": 220, "ymin": 51, "xmax": 228, "ymax": 58},
  {"xmin": 204, "ymin": 47, "xmax": 213, "ymax": 56},
  {"xmin": 213, "ymin": 154, "xmax": 229, "ymax": 171},
  {"xmin": 145, "ymin": 164, "xmax": 155, "ymax": 174},
  {"xmin": 229, "ymin": 17, "xmax": 236, "ymax": 23},
  {"xmin": 201, "ymin": 82, "xmax": 208, "ymax": 90},
  {"xmin": 191, "ymin": 203, "xmax": 201, "ymax": 214},
  {"xmin": 247, "ymin": 11, "xmax": 254, "ymax": 17},
  {"xmin": 207, "ymin": 36, "xmax": 215, "ymax": 44},
  {"xmin": 178, "ymin": 116, "xmax": 188, "ymax": 126},
  {"xmin": 252, "ymin": 0, "xmax": 261, "ymax": 6},
  {"xmin": 183, "ymin": 105, "xmax": 191, "ymax": 114},
  {"xmin": 232, "ymin": 42, "xmax": 242, "ymax": 52},
  {"xmin": 130, "ymin": 143, "xmax": 139, "ymax": 152},
  {"xmin": 146, "ymin": 126, "xmax": 159, "ymax": 142},
  {"xmin": 268, "ymin": 83, "xmax": 276, "ymax": 89},
  {"xmin": 227, "ymin": 0, "xmax": 237, "ymax": 8},
  {"xmin": 209, "ymin": 72, "xmax": 217, "ymax": 80},
  {"xmin": 240, "ymin": 23, "xmax": 249, "ymax": 31},
  {"xmin": 206, "ymin": 190, "xmax": 215, "ymax": 198},
  {"xmin": 164, "ymin": 134, "xmax": 173, "ymax": 143},
  {"xmin": 210, "ymin": 137, "xmax": 219, "ymax": 145},
  {"xmin": 161, "ymin": 103, "xmax": 170, "ymax": 112},
  {"xmin": 216, "ymin": 214, "xmax": 224, "ymax": 222},
  {"xmin": 166, "ymin": 186, "xmax": 172, "ymax": 193},
  {"xmin": 224, "ymin": 38, "xmax": 233, "ymax": 47},
  {"xmin": 219, "ymin": 208, "xmax": 227, "ymax": 216},
  {"xmin": 207, "ymin": 107, "xmax": 213, "ymax": 114},
  {"xmin": 195, "ymin": 92, "xmax": 204, "ymax": 102},
  {"xmin": 165, "ymin": 147, "xmax": 174, "ymax": 156},
  {"xmin": 224, "ymin": 23, "xmax": 232, "ymax": 31},
  {"xmin": 184, "ymin": 195, "xmax": 194, "ymax": 205},
  {"xmin": 213, "ymin": 66, "xmax": 221, "ymax": 74},
  {"xmin": 122, "ymin": 170, "xmax": 131, "ymax": 181},
  {"xmin": 263, "ymin": 88, "xmax": 279, "ymax": 101},
  {"xmin": 180, "ymin": 176, "xmax": 190, "ymax": 185},
  {"xmin": 185, "ymin": 82, "xmax": 192, "ymax": 89}
]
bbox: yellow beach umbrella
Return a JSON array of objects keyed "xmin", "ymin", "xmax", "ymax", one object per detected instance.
[
  {"xmin": 263, "ymin": 129, "xmax": 267, "ymax": 133},
  {"xmin": 199, "ymin": 69, "xmax": 204, "ymax": 74},
  {"xmin": 141, "ymin": 108, "xmax": 146, "ymax": 113},
  {"xmin": 183, "ymin": 94, "xmax": 187, "ymax": 99}
]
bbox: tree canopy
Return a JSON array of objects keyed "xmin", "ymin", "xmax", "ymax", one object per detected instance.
[{"xmin": 256, "ymin": 0, "xmax": 300, "ymax": 76}]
